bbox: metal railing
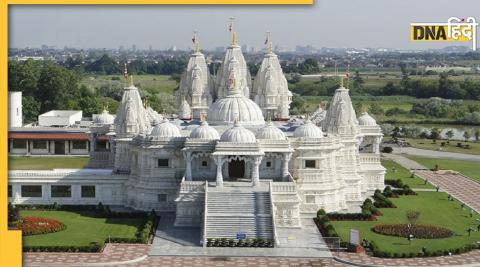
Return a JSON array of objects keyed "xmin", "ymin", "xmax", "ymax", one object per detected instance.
[
  {"xmin": 268, "ymin": 181, "xmax": 279, "ymax": 247},
  {"xmin": 201, "ymin": 180, "xmax": 208, "ymax": 247}
]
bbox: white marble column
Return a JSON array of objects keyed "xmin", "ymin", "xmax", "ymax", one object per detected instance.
[
  {"xmin": 252, "ymin": 156, "xmax": 263, "ymax": 187},
  {"xmin": 282, "ymin": 152, "xmax": 292, "ymax": 181},
  {"xmin": 214, "ymin": 156, "xmax": 224, "ymax": 187},
  {"xmin": 184, "ymin": 151, "xmax": 192, "ymax": 181}
]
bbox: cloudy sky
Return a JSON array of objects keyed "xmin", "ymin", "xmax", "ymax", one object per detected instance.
[{"xmin": 8, "ymin": 0, "xmax": 480, "ymax": 50}]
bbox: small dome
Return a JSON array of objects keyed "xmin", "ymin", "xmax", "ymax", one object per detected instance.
[
  {"xmin": 256, "ymin": 121, "xmax": 286, "ymax": 140},
  {"xmin": 358, "ymin": 112, "xmax": 377, "ymax": 126},
  {"xmin": 220, "ymin": 122, "xmax": 256, "ymax": 143},
  {"xmin": 94, "ymin": 109, "xmax": 115, "ymax": 125},
  {"xmin": 207, "ymin": 95, "xmax": 265, "ymax": 126},
  {"xmin": 294, "ymin": 120, "xmax": 323, "ymax": 138},
  {"xmin": 189, "ymin": 121, "xmax": 220, "ymax": 140},
  {"xmin": 150, "ymin": 119, "xmax": 181, "ymax": 138}
]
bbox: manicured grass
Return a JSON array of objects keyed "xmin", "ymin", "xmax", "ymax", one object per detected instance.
[
  {"xmin": 382, "ymin": 160, "xmax": 434, "ymax": 189},
  {"xmin": 20, "ymin": 210, "xmax": 145, "ymax": 247},
  {"xmin": 331, "ymin": 191, "xmax": 480, "ymax": 254},
  {"xmin": 81, "ymin": 74, "xmax": 177, "ymax": 95},
  {"xmin": 406, "ymin": 156, "xmax": 480, "ymax": 183},
  {"xmin": 9, "ymin": 156, "xmax": 89, "ymax": 170},
  {"xmin": 403, "ymin": 138, "xmax": 480, "ymax": 155}
]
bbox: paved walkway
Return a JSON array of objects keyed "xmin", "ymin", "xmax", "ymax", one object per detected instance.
[
  {"xmin": 24, "ymin": 243, "xmax": 480, "ymax": 267},
  {"xmin": 392, "ymin": 146, "xmax": 480, "ymax": 162},
  {"xmin": 416, "ymin": 170, "xmax": 480, "ymax": 213},
  {"xmin": 334, "ymin": 250, "xmax": 480, "ymax": 267},
  {"xmin": 382, "ymin": 153, "xmax": 428, "ymax": 170}
]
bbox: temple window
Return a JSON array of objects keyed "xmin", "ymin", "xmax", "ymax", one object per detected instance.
[
  {"xmin": 157, "ymin": 159, "xmax": 169, "ymax": 168},
  {"xmin": 306, "ymin": 195, "xmax": 315, "ymax": 204},
  {"xmin": 305, "ymin": 160, "xmax": 316, "ymax": 169},
  {"xmin": 12, "ymin": 139, "xmax": 27, "ymax": 149},
  {"xmin": 21, "ymin": 185, "xmax": 42, "ymax": 198},
  {"xmin": 266, "ymin": 161, "xmax": 272, "ymax": 168},
  {"xmin": 81, "ymin": 185, "xmax": 96, "ymax": 198},
  {"xmin": 51, "ymin": 185, "xmax": 72, "ymax": 198},
  {"xmin": 201, "ymin": 160, "xmax": 208, "ymax": 167}
]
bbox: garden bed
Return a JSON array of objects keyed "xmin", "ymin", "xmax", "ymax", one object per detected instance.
[
  {"xmin": 372, "ymin": 224, "xmax": 454, "ymax": 239},
  {"xmin": 14, "ymin": 216, "xmax": 66, "ymax": 236}
]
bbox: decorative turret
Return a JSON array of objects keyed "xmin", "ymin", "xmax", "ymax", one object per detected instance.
[
  {"xmin": 180, "ymin": 97, "xmax": 192, "ymax": 120},
  {"xmin": 322, "ymin": 77, "xmax": 359, "ymax": 136},
  {"xmin": 176, "ymin": 31, "xmax": 214, "ymax": 120},
  {"xmin": 114, "ymin": 76, "xmax": 150, "ymax": 138},
  {"xmin": 252, "ymin": 32, "xmax": 292, "ymax": 120},
  {"xmin": 215, "ymin": 17, "xmax": 252, "ymax": 100}
]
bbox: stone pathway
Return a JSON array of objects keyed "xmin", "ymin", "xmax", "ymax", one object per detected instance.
[
  {"xmin": 416, "ymin": 170, "xmax": 480, "ymax": 213},
  {"xmin": 23, "ymin": 244, "xmax": 480, "ymax": 267},
  {"xmin": 392, "ymin": 146, "xmax": 480, "ymax": 162},
  {"xmin": 382, "ymin": 153, "xmax": 428, "ymax": 170},
  {"xmin": 334, "ymin": 250, "xmax": 480, "ymax": 266}
]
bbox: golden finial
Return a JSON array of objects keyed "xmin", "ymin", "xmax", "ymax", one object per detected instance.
[
  {"xmin": 193, "ymin": 30, "xmax": 200, "ymax": 53},
  {"xmin": 266, "ymin": 31, "xmax": 273, "ymax": 54},
  {"xmin": 361, "ymin": 105, "xmax": 369, "ymax": 114},
  {"xmin": 105, "ymin": 103, "xmax": 109, "ymax": 112},
  {"xmin": 340, "ymin": 76, "xmax": 344, "ymax": 88},
  {"xmin": 229, "ymin": 17, "xmax": 237, "ymax": 46}
]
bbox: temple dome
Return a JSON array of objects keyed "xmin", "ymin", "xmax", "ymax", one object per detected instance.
[
  {"xmin": 256, "ymin": 121, "xmax": 286, "ymax": 140},
  {"xmin": 207, "ymin": 95, "xmax": 265, "ymax": 126},
  {"xmin": 189, "ymin": 121, "xmax": 220, "ymax": 140},
  {"xmin": 150, "ymin": 119, "xmax": 181, "ymax": 138},
  {"xmin": 294, "ymin": 120, "xmax": 324, "ymax": 138},
  {"xmin": 358, "ymin": 112, "xmax": 377, "ymax": 126},
  {"xmin": 94, "ymin": 109, "xmax": 115, "ymax": 125},
  {"xmin": 220, "ymin": 122, "xmax": 256, "ymax": 143}
]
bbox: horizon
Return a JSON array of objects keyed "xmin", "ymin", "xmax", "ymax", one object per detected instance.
[{"xmin": 8, "ymin": 1, "xmax": 480, "ymax": 51}]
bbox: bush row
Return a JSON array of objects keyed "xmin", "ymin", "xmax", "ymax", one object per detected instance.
[
  {"xmin": 383, "ymin": 185, "xmax": 416, "ymax": 197},
  {"xmin": 23, "ymin": 244, "xmax": 101, "ymax": 253},
  {"xmin": 373, "ymin": 190, "xmax": 396, "ymax": 208},
  {"xmin": 206, "ymin": 238, "xmax": 273, "ymax": 247},
  {"xmin": 369, "ymin": 240, "xmax": 480, "ymax": 258}
]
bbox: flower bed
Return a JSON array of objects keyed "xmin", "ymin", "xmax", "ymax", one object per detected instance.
[
  {"xmin": 206, "ymin": 238, "xmax": 273, "ymax": 247},
  {"xmin": 14, "ymin": 216, "xmax": 66, "ymax": 236},
  {"xmin": 372, "ymin": 224, "xmax": 454, "ymax": 239}
]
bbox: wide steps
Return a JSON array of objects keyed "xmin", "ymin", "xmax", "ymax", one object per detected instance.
[{"xmin": 205, "ymin": 189, "xmax": 273, "ymax": 240}]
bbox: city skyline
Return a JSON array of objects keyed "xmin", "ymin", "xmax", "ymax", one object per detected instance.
[{"xmin": 9, "ymin": 1, "xmax": 479, "ymax": 50}]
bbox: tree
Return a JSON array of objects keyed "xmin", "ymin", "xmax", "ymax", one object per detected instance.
[
  {"xmin": 429, "ymin": 127, "xmax": 442, "ymax": 142},
  {"xmin": 475, "ymin": 129, "xmax": 480, "ymax": 142},
  {"xmin": 463, "ymin": 130, "xmax": 472, "ymax": 142},
  {"xmin": 406, "ymin": 210, "xmax": 420, "ymax": 226},
  {"xmin": 22, "ymin": 96, "xmax": 41, "ymax": 122},
  {"xmin": 445, "ymin": 130, "xmax": 454, "ymax": 143},
  {"xmin": 353, "ymin": 71, "xmax": 364, "ymax": 91}
]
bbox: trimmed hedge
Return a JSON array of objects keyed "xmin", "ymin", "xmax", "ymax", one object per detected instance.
[
  {"xmin": 23, "ymin": 244, "xmax": 102, "ymax": 253},
  {"xmin": 206, "ymin": 238, "xmax": 273, "ymax": 247},
  {"xmin": 369, "ymin": 240, "xmax": 480, "ymax": 258}
]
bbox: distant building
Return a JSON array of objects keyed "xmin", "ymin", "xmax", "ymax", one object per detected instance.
[{"xmin": 8, "ymin": 91, "xmax": 22, "ymax": 128}]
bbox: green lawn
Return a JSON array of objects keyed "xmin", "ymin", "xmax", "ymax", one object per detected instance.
[
  {"xmin": 406, "ymin": 156, "xmax": 480, "ymax": 183},
  {"xmin": 8, "ymin": 156, "xmax": 89, "ymax": 170},
  {"xmin": 81, "ymin": 74, "xmax": 177, "ymax": 95},
  {"xmin": 382, "ymin": 160, "xmax": 434, "ymax": 189},
  {"xmin": 332, "ymin": 192, "xmax": 480, "ymax": 254},
  {"xmin": 403, "ymin": 138, "xmax": 480, "ymax": 155},
  {"xmin": 20, "ymin": 210, "xmax": 145, "ymax": 247}
]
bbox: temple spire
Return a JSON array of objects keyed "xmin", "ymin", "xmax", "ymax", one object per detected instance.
[
  {"xmin": 129, "ymin": 75, "xmax": 134, "ymax": 87},
  {"xmin": 345, "ymin": 64, "xmax": 351, "ymax": 89}
]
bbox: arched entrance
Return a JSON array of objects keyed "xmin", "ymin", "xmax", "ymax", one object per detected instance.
[{"xmin": 228, "ymin": 159, "xmax": 245, "ymax": 179}]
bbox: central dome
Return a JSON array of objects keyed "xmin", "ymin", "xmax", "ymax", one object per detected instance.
[
  {"xmin": 220, "ymin": 122, "xmax": 256, "ymax": 143},
  {"xmin": 207, "ymin": 94, "xmax": 265, "ymax": 126}
]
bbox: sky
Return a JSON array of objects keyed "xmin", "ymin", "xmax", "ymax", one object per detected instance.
[{"xmin": 8, "ymin": 0, "xmax": 480, "ymax": 50}]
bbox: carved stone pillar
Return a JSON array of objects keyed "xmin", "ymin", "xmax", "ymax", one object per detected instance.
[
  {"xmin": 252, "ymin": 156, "xmax": 263, "ymax": 187},
  {"xmin": 184, "ymin": 151, "xmax": 192, "ymax": 181},
  {"xmin": 213, "ymin": 156, "xmax": 224, "ymax": 187},
  {"xmin": 282, "ymin": 152, "xmax": 292, "ymax": 181}
]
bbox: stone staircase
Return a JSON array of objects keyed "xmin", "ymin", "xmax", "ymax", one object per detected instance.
[{"xmin": 204, "ymin": 183, "xmax": 274, "ymax": 240}]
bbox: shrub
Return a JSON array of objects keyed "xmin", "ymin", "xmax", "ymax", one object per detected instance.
[{"xmin": 382, "ymin": 146, "xmax": 393, "ymax": 153}]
